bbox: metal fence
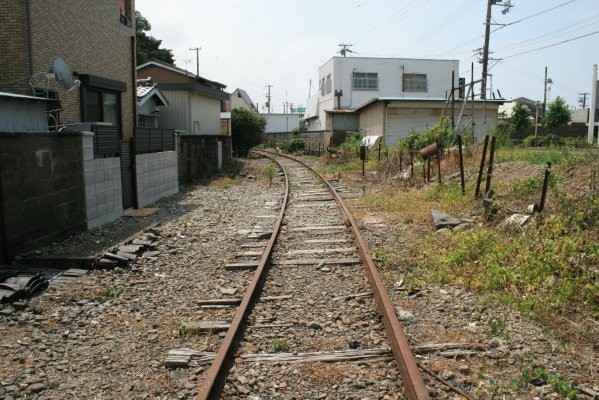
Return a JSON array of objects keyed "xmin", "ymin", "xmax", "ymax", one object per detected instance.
[
  {"xmin": 135, "ymin": 128, "xmax": 175, "ymax": 154},
  {"xmin": 91, "ymin": 125, "xmax": 120, "ymax": 158}
]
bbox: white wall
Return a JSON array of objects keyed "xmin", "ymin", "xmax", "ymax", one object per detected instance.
[
  {"xmin": 315, "ymin": 57, "xmax": 459, "ymax": 131},
  {"xmin": 265, "ymin": 114, "xmax": 301, "ymax": 132}
]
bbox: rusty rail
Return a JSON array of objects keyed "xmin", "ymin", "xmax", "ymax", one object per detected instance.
[
  {"xmin": 259, "ymin": 151, "xmax": 430, "ymax": 400},
  {"xmin": 194, "ymin": 151, "xmax": 289, "ymax": 400},
  {"xmin": 196, "ymin": 149, "xmax": 430, "ymax": 400}
]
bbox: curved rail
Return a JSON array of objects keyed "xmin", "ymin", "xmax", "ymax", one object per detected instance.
[
  {"xmin": 196, "ymin": 149, "xmax": 429, "ymax": 400},
  {"xmin": 195, "ymin": 152, "xmax": 289, "ymax": 400},
  {"xmin": 259, "ymin": 150, "xmax": 430, "ymax": 400}
]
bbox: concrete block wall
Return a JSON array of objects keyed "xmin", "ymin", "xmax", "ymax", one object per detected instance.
[
  {"xmin": 136, "ymin": 151, "xmax": 178, "ymax": 208},
  {"xmin": 178, "ymin": 135, "xmax": 232, "ymax": 183},
  {"xmin": 82, "ymin": 135, "xmax": 123, "ymax": 229},
  {"xmin": 0, "ymin": 132, "xmax": 86, "ymax": 260}
]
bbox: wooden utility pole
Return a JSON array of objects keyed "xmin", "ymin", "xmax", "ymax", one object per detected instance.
[
  {"xmin": 189, "ymin": 47, "xmax": 201, "ymax": 77},
  {"xmin": 265, "ymin": 85, "xmax": 273, "ymax": 114},
  {"xmin": 481, "ymin": 0, "xmax": 495, "ymax": 99}
]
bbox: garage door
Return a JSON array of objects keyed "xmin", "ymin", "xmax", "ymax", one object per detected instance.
[{"xmin": 387, "ymin": 108, "xmax": 440, "ymax": 146}]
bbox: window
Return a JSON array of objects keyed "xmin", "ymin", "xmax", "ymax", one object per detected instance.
[
  {"xmin": 320, "ymin": 78, "xmax": 326, "ymax": 96},
  {"xmin": 403, "ymin": 73, "xmax": 427, "ymax": 92},
  {"xmin": 352, "ymin": 72, "xmax": 378, "ymax": 90},
  {"xmin": 83, "ymin": 89, "xmax": 120, "ymax": 126},
  {"xmin": 119, "ymin": 0, "xmax": 132, "ymax": 26},
  {"xmin": 325, "ymin": 74, "xmax": 332, "ymax": 94},
  {"xmin": 80, "ymin": 74, "xmax": 126, "ymax": 131}
]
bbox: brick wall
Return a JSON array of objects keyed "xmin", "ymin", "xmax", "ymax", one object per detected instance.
[
  {"xmin": 0, "ymin": 2, "xmax": 30, "ymax": 94},
  {"xmin": 0, "ymin": 132, "xmax": 86, "ymax": 260},
  {"xmin": 0, "ymin": 0, "xmax": 136, "ymax": 139}
]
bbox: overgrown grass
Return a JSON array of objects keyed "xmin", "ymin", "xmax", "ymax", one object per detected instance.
[
  {"xmin": 495, "ymin": 147, "xmax": 597, "ymax": 166},
  {"xmin": 353, "ymin": 145, "xmax": 599, "ymax": 346}
]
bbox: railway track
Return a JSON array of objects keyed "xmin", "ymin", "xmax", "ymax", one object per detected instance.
[{"xmin": 195, "ymin": 150, "xmax": 429, "ymax": 399}]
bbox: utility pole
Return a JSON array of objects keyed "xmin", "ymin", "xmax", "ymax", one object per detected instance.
[
  {"xmin": 481, "ymin": 0, "xmax": 495, "ymax": 99},
  {"xmin": 579, "ymin": 92, "xmax": 590, "ymax": 108},
  {"xmin": 265, "ymin": 84, "xmax": 273, "ymax": 114},
  {"xmin": 480, "ymin": 0, "xmax": 512, "ymax": 99},
  {"xmin": 338, "ymin": 43, "xmax": 354, "ymax": 57},
  {"xmin": 189, "ymin": 47, "xmax": 201, "ymax": 77},
  {"xmin": 543, "ymin": 67, "xmax": 553, "ymax": 118}
]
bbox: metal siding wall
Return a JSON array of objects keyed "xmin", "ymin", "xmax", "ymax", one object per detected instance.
[
  {"xmin": 331, "ymin": 114, "xmax": 359, "ymax": 131},
  {"xmin": 158, "ymin": 91, "xmax": 190, "ymax": 132},
  {"xmin": 358, "ymin": 103, "xmax": 384, "ymax": 139},
  {"xmin": 0, "ymin": 102, "xmax": 48, "ymax": 132},
  {"xmin": 387, "ymin": 109, "xmax": 438, "ymax": 146},
  {"xmin": 189, "ymin": 93, "xmax": 220, "ymax": 135}
]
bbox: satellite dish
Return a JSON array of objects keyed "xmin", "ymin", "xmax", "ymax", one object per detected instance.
[{"xmin": 51, "ymin": 57, "xmax": 75, "ymax": 90}]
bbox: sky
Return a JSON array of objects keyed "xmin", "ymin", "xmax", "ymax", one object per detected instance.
[{"xmin": 137, "ymin": 0, "xmax": 599, "ymax": 113}]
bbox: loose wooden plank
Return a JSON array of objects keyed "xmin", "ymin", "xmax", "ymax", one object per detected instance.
[
  {"xmin": 247, "ymin": 232, "xmax": 272, "ymax": 240},
  {"xmin": 414, "ymin": 343, "xmax": 487, "ymax": 353},
  {"xmin": 240, "ymin": 242, "xmax": 268, "ymax": 248},
  {"xmin": 304, "ymin": 239, "xmax": 349, "ymax": 244},
  {"xmin": 165, "ymin": 349, "xmax": 216, "ymax": 368},
  {"xmin": 248, "ymin": 323, "xmax": 295, "ymax": 329},
  {"xmin": 165, "ymin": 348, "xmax": 392, "ymax": 368},
  {"xmin": 285, "ymin": 247, "xmax": 356, "ymax": 256},
  {"xmin": 182, "ymin": 321, "xmax": 231, "ymax": 333},
  {"xmin": 197, "ymin": 298, "xmax": 242, "ymax": 306},
  {"xmin": 272, "ymin": 258, "xmax": 360, "ymax": 266},
  {"xmin": 332, "ymin": 292, "xmax": 372, "ymax": 301},
  {"xmin": 295, "ymin": 197, "xmax": 334, "ymax": 202},
  {"xmin": 235, "ymin": 251, "xmax": 263, "ymax": 257},
  {"xmin": 224, "ymin": 262, "xmax": 259, "ymax": 271},
  {"xmin": 241, "ymin": 348, "xmax": 392, "ymax": 364},
  {"xmin": 288, "ymin": 225, "xmax": 345, "ymax": 232}
]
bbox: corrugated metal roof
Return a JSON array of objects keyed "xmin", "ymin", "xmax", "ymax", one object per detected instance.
[{"xmin": 0, "ymin": 91, "xmax": 49, "ymax": 101}]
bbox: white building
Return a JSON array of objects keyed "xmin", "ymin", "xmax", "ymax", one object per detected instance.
[
  {"xmin": 304, "ymin": 56, "xmax": 459, "ymax": 131},
  {"xmin": 264, "ymin": 113, "xmax": 301, "ymax": 133}
]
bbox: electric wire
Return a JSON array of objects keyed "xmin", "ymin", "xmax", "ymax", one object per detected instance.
[
  {"xmin": 502, "ymin": 30, "xmax": 599, "ymax": 59},
  {"xmin": 425, "ymin": 0, "xmax": 581, "ymax": 58}
]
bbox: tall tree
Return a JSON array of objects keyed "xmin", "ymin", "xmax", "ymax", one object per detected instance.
[
  {"xmin": 507, "ymin": 102, "xmax": 532, "ymax": 139},
  {"xmin": 543, "ymin": 96, "xmax": 571, "ymax": 131},
  {"xmin": 231, "ymin": 108, "xmax": 266, "ymax": 157},
  {"xmin": 135, "ymin": 11, "xmax": 175, "ymax": 65}
]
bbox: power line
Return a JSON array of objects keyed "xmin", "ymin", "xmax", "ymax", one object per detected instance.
[
  {"xmin": 426, "ymin": 0, "xmax": 581, "ymax": 58},
  {"xmin": 492, "ymin": 0, "xmax": 577, "ymax": 33},
  {"xmin": 503, "ymin": 30, "xmax": 599, "ymax": 59}
]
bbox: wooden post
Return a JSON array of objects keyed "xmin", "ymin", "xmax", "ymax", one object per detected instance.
[
  {"xmin": 475, "ymin": 135, "xmax": 489, "ymax": 198},
  {"xmin": 457, "ymin": 135, "xmax": 465, "ymax": 195},
  {"xmin": 484, "ymin": 136, "xmax": 496, "ymax": 196},
  {"xmin": 436, "ymin": 143, "xmax": 442, "ymax": 184}
]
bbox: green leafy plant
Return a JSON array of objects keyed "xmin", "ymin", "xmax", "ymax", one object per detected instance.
[
  {"xmin": 98, "ymin": 287, "xmax": 123, "ymax": 302},
  {"xmin": 269, "ymin": 338, "xmax": 288, "ymax": 352},
  {"xmin": 261, "ymin": 163, "xmax": 278, "ymax": 186},
  {"xmin": 280, "ymin": 129, "xmax": 305, "ymax": 153}
]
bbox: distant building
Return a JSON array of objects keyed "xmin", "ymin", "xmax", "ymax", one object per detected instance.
[
  {"xmin": 137, "ymin": 60, "xmax": 229, "ymax": 135},
  {"xmin": 264, "ymin": 113, "xmax": 301, "ymax": 133},
  {"xmin": 136, "ymin": 79, "xmax": 169, "ymax": 128},
  {"xmin": 227, "ymin": 88, "xmax": 258, "ymax": 113},
  {"xmin": 303, "ymin": 56, "xmax": 459, "ymax": 131}
]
